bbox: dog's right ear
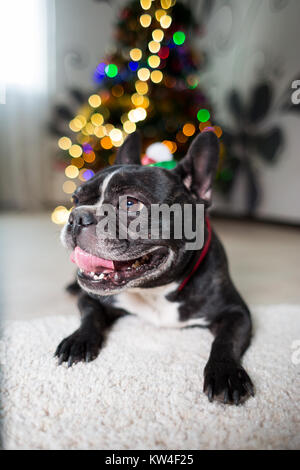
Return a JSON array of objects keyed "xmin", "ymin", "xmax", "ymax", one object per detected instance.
[{"xmin": 114, "ymin": 131, "xmax": 142, "ymax": 166}]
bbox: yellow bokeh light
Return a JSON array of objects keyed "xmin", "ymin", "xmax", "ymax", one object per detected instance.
[
  {"xmin": 63, "ymin": 182, "xmax": 76, "ymax": 194},
  {"xmin": 155, "ymin": 9, "xmax": 166, "ymax": 21},
  {"xmin": 128, "ymin": 107, "xmax": 147, "ymax": 123},
  {"xmin": 148, "ymin": 40, "xmax": 160, "ymax": 53},
  {"xmin": 150, "ymin": 70, "xmax": 163, "ymax": 83},
  {"xmin": 140, "ymin": 0, "xmax": 151, "ymax": 9},
  {"xmin": 85, "ymin": 123, "xmax": 95, "ymax": 135},
  {"xmin": 123, "ymin": 120, "xmax": 136, "ymax": 134},
  {"xmin": 69, "ymin": 144, "xmax": 83, "ymax": 158},
  {"xmin": 160, "ymin": 14, "xmax": 172, "ymax": 29},
  {"xmin": 141, "ymin": 96, "xmax": 150, "ymax": 108},
  {"xmin": 148, "ymin": 55, "xmax": 160, "ymax": 68},
  {"xmin": 51, "ymin": 206, "xmax": 71, "ymax": 224},
  {"xmin": 94, "ymin": 125, "xmax": 106, "ymax": 138},
  {"xmin": 76, "ymin": 115, "xmax": 87, "ymax": 127},
  {"xmin": 58, "ymin": 136, "xmax": 72, "ymax": 150},
  {"xmin": 160, "ymin": 0, "xmax": 172, "ymax": 9},
  {"xmin": 183, "ymin": 123, "xmax": 196, "ymax": 137},
  {"xmin": 91, "ymin": 113, "xmax": 104, "ymax": 126},
  {"xmin": 72, "ymin": 157, "xmax": 84, "ymax": 168},
  {"xmin": 69, "ymin": 118, "xmax": 82, "ymax": 132},
  {"xmin": 152, "ymin": 29, "xmax": 164, "ymax": 42},
  {"xmin": 88, "ymin": 94, "xmax": 101, "ymax": 108},
  {"xmin": 110, "ymin": 128, "xmax": 123, "ymax": 141},
  {"xmin": 140, "ymin": 14, "xmax": 152, "ymax": 28},
  {"xmin": 135, "ymin": 80, "xmax": 149, "ymax": 95},
  {"xmin": 131, "ymin": 93, "xmax": 144, "ymax": 106},
  {"xmin": 137, "ymin": 67, "xmax": 150, "ymax": 81},
  {"xmin": 130, "ymin": 48, "xmax": 142, "ymax": 61},
  {"xmin": 65, "ymin": 165, "xmax": 79, "ymax": 179}
]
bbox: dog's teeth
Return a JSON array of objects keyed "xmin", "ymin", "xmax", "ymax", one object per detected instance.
[
  {"xmin": 93, "ymin": 275, "xmax": 98, "ymax": 280},
  {"xmin": 99, "ymin": 273, "xmax": 104, "ymax": 279},
  {"xmin": 90, "ymin": 272, "xmax": 95, "ymax": 276}
]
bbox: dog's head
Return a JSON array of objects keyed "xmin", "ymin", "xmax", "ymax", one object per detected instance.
[{"xmin": 61, "ymin": 131, "xmax": 219, "ymax": 295}]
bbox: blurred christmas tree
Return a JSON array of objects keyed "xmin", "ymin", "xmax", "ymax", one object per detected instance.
[{"xmin": 51, "ymin": 0, "xmax": 222, "ymax": 224}]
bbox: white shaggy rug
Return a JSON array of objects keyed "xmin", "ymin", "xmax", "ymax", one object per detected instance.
[{"xmin": 1, "ymin": 304, "xmax": 300, "ymax": 450}]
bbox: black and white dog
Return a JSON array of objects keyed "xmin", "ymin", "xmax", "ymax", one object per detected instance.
[{"xmin": 57, "ymin": 131, "xmax": 254, "ymax": 405}]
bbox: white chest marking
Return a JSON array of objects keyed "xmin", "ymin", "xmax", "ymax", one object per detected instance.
[{"xmin": 115, "ymin": 283, "xmax": 209, "ymax": 329}]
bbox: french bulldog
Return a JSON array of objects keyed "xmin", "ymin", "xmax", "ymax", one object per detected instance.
[{"xmin": 56, "ymin": 131, "xmax": 254, "ymax": 405}]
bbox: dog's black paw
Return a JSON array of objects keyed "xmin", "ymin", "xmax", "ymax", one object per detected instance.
[
  {"xmin": 203, "ymin": 358, "xmax": 254, "ymax": 405},
  {"xmin": 54, "ymin": 329, "xmax": 102, "ymax": 367}
]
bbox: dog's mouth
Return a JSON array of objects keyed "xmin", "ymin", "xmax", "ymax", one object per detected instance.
[{"xmin": 71, "ymin": 246, "xmax": 169, "ymax": 291}]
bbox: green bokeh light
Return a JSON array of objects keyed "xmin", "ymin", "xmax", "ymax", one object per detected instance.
[
  {"xmin": 105, "ymin": 64, "xmax": 118, "ymax": 78},
  {"xmin": 197, "ymin": 109, "xmax": 211, "ymax": 122},
  {"xmin": 173, "ymin": 31, "xmax": 186, "ymax": 45}
]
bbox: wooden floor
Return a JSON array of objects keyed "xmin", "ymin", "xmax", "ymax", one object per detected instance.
[{"xmin": 1, "ymin": 213, "xmax": 299, "ymax": 321}]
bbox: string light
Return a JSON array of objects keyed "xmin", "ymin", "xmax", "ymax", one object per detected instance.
[
  {"xmin": 88, "ymin": 94, "xmax": 101, "ymax": 108},
  {"xmin": 69, "ymin": 144, "xmax": 83, "ymax": 158},
  {"xmin": 150, "ymin": 70, "xmax": 163, "ymax": 83},
  {"xmin": 140, "ymin": 14, "xmax": 152, "ymax": 28},
  {"xmin": 58, "ymin": 137, "xmax": 72, "ymax": 150},
  {"xmin": 137, "ymin": 67, "xmax": 150, "ymax": 81},
  {"xmin": 148, "ymin": 41, "xmax": 160, "ymax": 53},
  {"xmin": 148, "ymin": 55, "xmax": 160, "ymax": 68},
  {"xmin": 152, "ymin": 29, "xmax": 164, "ymax": 42},
  {"xmin": 130, "ymin": 48, "xmax": 142, "ymax": 61}
]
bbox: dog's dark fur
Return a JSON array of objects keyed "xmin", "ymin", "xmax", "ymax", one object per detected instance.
[{"xmin": 56, "ymin": 131, "xmax": 254, "ymax": 405}]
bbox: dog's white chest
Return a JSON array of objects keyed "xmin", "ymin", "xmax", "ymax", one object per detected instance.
[
  {"xmin": 115, "ymin": 283, "xmax": 208, "ymax": 328},
  {"xmin": 115, "ymin": 283, "xmax": 182, "ymax": 328}
]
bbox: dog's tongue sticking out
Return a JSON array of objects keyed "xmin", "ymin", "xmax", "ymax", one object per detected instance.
[{"xmin": 71, "ymin": 246, "xmax": 114, "ymax": 272}]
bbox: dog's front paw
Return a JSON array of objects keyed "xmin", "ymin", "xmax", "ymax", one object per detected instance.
[
  {"xmin": 54, "ymin": 329, "xmax": 102, "ymax": 367},
  {"xmin": 203, "ymin": 358, "xmax": 254, "ymax": 405}
]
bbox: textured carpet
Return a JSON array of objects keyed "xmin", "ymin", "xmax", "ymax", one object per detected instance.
[{"xmin": 1, "ymin": 305, "xmax": 300, "ymax": 450}]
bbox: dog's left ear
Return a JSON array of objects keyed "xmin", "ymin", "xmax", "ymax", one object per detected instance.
[
  {"xmin": 174, "ymin": 131, "xmax": 219, "ymax": 205},
  {"xmin": 114, "ymin": 131, "xmax": 142, "ymax": 165}
]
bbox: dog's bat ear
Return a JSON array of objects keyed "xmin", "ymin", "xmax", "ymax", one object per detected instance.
[
  {"xmin": 114, "ymin": 131, "xmax": 142, "ymax": 166},
  {"xmin": 174, "ymin": 131, "xmax": 219, "ymax": 205}
]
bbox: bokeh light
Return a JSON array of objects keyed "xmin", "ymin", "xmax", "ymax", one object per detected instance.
[
  {"xmin": 65, "ymin": 165, "xmax": 79, "ymax": 179},
  {"xmin": 137, "ymin": 67, "xmax": 150, "ymax": 81},
  {"xmin": 58, "ymin": 136, "xmax": 72, "ymax": 150},
  {"xmin": 160, "ymin": 15, "xmax": 172, "ymax": 29},
  {"xmin": 148, "ymin": 55, "xmax": 161, "ymax": 68},
  {"xmin": 197, "ymin": 109, "xmax": 211, "ymax": 122},
  {"xmin": 69, "ymin": 144, "xmax": 83, "ymax": 158},
  {"xmin": 105, "ymin": 64, "xmax": 118, "ymax": 78},
  {"xmin": 101, "ymin": 136, "xmax": 113, "ymax": 149},
  {"xmin": 51, "ymin": 206, "xmax": 71, "ymax": 224},
  {"xmin": 150, "ymin": 70, "xmax": 163, "ymax": 83},
  {"xmin": 152, "ymin": 29, "xmax": 164, "ymax": 42},
  {"xmin": 123, "ymin": 120, "xmax": 136, "ymax": 133},
  {"xmin": 140, "ymin": 14, "xmax": 152, "ymax": 28},
  {"xmin": 91, "ymin": 113, "xmax": 104, "ymax": 126},
  {"xmin": 88, "ymin": 94, "xmax": 101, "ymax": 108},
  {"xmin": 155, "ymin": 9, "xmax": 166, "ymax": 21},
  {"xmin": 148, "ymin": 41, "xmax": 161, "ymax": 53},
  {"xmin": 173, "ymin": 31, "xmax": 186, "ymax": 45},
  {"xmin": 130, "ymin": 48, "xmax": 142, "ymax": 61},
  {"xmin": 135, "ymin": 81, "xmax": 149, "ymax": 95},
  {"xmin": 183, "ymin": 123, "xmax": 196, "ymax": 137},
  {"xmin": 140, "ymin": 0, "xmax": 151, "ymax": 10}
]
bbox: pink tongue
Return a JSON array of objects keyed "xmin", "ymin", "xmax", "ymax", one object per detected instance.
[{"xmin": 70, "ymin": 246, "xmax": 114, "ymax": 272}]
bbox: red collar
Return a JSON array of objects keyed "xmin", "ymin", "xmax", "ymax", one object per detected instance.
[{"xmin": 178, "ymin": 216, "xmax": 212, "ymax": 292}]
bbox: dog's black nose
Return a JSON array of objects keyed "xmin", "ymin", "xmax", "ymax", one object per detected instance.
[{"xmin": 69, "ymin": 210, "xmax": 95, "ymax": 227}]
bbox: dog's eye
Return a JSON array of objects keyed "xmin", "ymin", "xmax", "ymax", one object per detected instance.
[
  {"xmin": 72, "ymin": 194, "xmax": 79, "ymax": 205},
  {"xmin": 119, "ymin": 197, "xmax": 144, "ymax": 212}
]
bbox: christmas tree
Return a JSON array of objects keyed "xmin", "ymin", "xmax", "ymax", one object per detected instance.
[{"xmin": 51, "ymin": 0, "xmax": 221, "ymax": 224}]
